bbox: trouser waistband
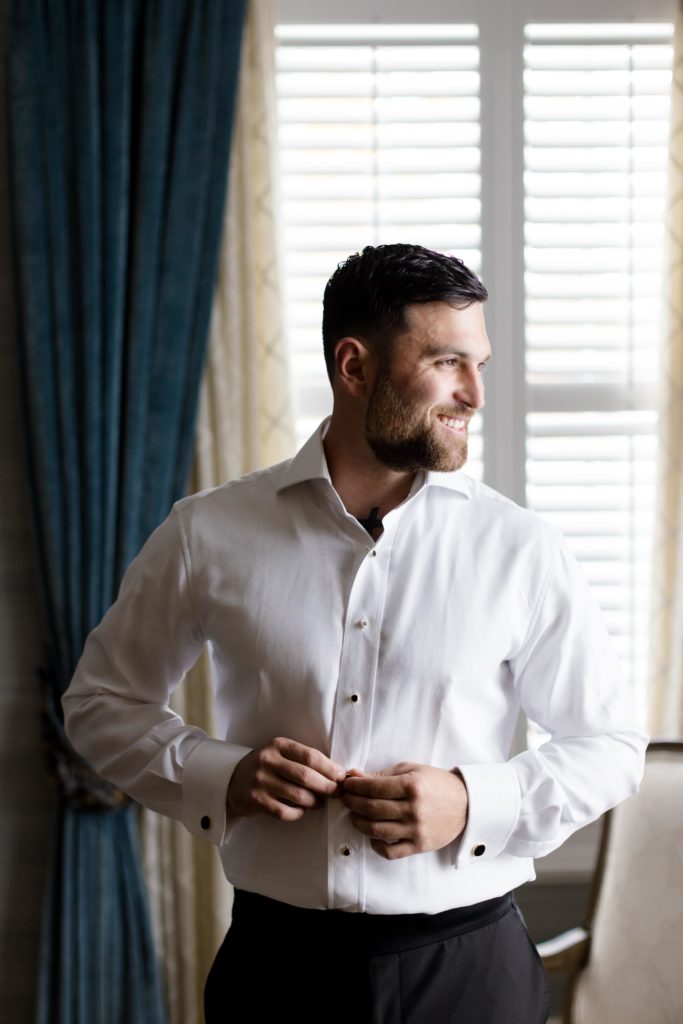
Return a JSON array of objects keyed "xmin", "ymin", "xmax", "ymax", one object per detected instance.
[{"xmin": 231, "ymin": 888, "xmax": 513, "ymax": 956}]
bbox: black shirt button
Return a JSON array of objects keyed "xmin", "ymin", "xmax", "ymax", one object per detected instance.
[
  {"xmin": 201, "ymin": 815, "xmax": 211, "ymax": 830},
  {"xmin": 472, "ymin": 843, "xmax": 486, "ymax": 857}
]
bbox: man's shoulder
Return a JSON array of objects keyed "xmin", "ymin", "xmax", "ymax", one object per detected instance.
[
  {"xmin": 447, "ymin": 471, "xmax": 562, "ymax": 545},
  {"xmin": 444, "ymin": 471, "xmax": 565, "ymax": 561},
  {"xmin": 172, "ymin": 458, "xmax": 293, "ymax": 520}
]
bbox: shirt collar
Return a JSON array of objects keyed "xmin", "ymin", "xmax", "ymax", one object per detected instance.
[
  {"xmin": 276, "ymin": 419, "xmax": 334, "ymax": 492},
  {"xmin": 276, "ymin": 418, "xmax": 471, "ymax": 500}
]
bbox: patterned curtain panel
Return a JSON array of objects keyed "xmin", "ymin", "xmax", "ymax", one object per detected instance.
[
  {"xmin": 6, "ymin": 1, "xmax": 247, "ymax": 1021},
  {"xmin": 650, "ymin": 1, "xmax": 683, "ymax": 737},
  {"xmin": 140, "ymin": 2, "xmax": 296, "ymax": 1020}
]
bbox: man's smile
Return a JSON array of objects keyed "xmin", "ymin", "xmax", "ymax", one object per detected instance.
[{"xmin": 436, "ymin": 413, "xmax": 468, "ymax": 434}]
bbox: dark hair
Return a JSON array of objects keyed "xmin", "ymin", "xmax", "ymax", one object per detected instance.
[{"xmin": 321, "ymin": 243, "xmax": 488, "ymax": 383}]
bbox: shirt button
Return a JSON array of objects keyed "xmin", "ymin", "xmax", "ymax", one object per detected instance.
[
  {"xmin": 350, "ymin": 693, "xmax": 360, "ymax": 704},
  {"xmin": 369, "ymin": 550, "xmax": 377, "ymax": 557},
  {"xmin": 472, "ymin": 843, "xmax": 486, "ymax": 857},
  {"xmin": 359, "ymin": 617, "xmax": 369, "ymax": 629},
  {"xmin": 341, "ymin": 846, "xmax": 351, "ymax": 856},
  {"xmin": 201, "ymin": 816, "xmax": 211, "ymax": 831}
]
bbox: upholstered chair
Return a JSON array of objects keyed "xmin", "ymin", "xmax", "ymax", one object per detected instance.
[{"xmin": 538, "ymin": 741, "xmax": 683, "ymax": 1023}]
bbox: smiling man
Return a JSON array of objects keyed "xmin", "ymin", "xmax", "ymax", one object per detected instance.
[
  {"xmin": 361, "ymin": 301, "xmax": 488, "ymax": 474},
  {"xmin": 63, "ymin": 243, "xmax": 646, "ymax": 1024}
]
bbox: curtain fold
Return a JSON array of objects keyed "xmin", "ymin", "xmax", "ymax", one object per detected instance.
[
  {"xmin": 7, "ymin": 1, "xmax": 247, "ymax": 1021},
  {"xmin": 649, "ymin": 1, "xmax": 683, "ymax": 737},
  {"xmin": 140, "ymin": 2, "xmax": 296, "ymax": 1020}
]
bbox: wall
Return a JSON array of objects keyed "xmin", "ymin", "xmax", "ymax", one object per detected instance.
[{"xmin": 0, "ymin": 1, "xmax": 58, "ymax": 1020}]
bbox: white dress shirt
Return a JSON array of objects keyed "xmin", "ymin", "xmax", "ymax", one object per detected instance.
[{"xmin": 63, "ymin": 420, "xmax": 647, "ymax": 914}]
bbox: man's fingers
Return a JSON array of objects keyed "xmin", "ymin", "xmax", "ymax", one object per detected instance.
[
  {"xmin": 272, "ymin": 753, "xmax": 342, "ymax": 797},
  {"xmin": 259, "ymin": 793, "xmax": 306, "ymax": 822},
  {"xmin": 272, "ymin": 737, "xmax": 346, "ymax": 790},
  {"xmin": 370, "ymin": 839, "xmax": 416, "ymax": 860},
  {"xmin": 342, "ymin": 772, "xmax": 412, "ymax": 800},
  {"xmin": 266, "ymin": 774, "xmax": 321, "ymax": 810},
  {"xmin": 343, "ymin": 764, "xmax": 469, "ymax": 857},
  {"xmin": 348, "ymin": 814, "xmax": 405, "ymax": 841},
  {"xmin": 228, "ymin": 739, "xmax": 344, "ymax": 819},
  {"xmin": 341, "ymin": 792, "xmax": 407, "ymax": 821}
]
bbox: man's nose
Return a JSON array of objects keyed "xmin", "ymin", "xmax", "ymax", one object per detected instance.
[{"xmin": 454, "ymin": 368, "xmax": 485, "ymax": 411}]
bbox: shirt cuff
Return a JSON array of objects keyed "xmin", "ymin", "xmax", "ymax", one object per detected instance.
[
  {"xmin": 452, "ymin": 761, "xmax": 521, "ymax": 868},
  {"xmin": 181, "ymin": 737, "xmax": 253, "ymax": 846}
]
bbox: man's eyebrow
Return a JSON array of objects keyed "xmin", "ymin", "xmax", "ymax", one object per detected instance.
[{"xmin": 423, "ymin": 346, "xmax": 492, "ymax": 362}]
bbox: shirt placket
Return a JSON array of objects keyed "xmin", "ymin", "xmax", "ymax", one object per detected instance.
[{"xmin": 326, "ymin": 524, "xmax": 395, "ymax": 912}]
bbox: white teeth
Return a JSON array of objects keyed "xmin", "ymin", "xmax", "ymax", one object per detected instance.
[{"xmin": 439, "ymin": 415, "xmax": 465, "ymax": 429}]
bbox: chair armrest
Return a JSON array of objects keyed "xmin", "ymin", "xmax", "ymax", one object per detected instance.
[{"xmin": 536, "ymin": 927, "xmax": 590, "ymax": 973}]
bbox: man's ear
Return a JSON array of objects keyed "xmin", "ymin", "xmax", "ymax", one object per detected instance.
[{"xmin": 334, "ymin": 337, "xmax": 375, "ymax": 397}]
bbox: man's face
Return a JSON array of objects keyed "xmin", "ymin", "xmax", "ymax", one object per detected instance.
[{"xmin": 364, "ymin": 301, "xmax": 491, "ymax": 472}]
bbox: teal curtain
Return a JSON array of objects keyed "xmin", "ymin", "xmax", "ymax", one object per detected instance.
[{"xmin": 7, "ymin": 1, "xmax": 248, "ymax": 1020}]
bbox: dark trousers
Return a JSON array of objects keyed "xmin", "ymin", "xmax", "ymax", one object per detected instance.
[{"xmin": 204, "ymin": 889, "xmax": 550, "ymax": 1023}]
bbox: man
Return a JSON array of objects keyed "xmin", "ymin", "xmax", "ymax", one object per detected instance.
[{"xmin": 63, "ymin": 244, "xmax": 646, "ymax": 1023}]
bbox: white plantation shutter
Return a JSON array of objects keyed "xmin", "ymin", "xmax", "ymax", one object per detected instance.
[
  {"xmin": 275, "ymin": 24, "xmax": 484, "ymax": 477},
  {"xmin": 524, "ymin": 23, "xmax": 672, "ymax": 711}
]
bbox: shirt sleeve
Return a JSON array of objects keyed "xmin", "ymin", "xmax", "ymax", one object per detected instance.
[
  {"xmin": 453, "ymin": 535, "xmax": 648, "ymax": 868},
  {"xmin": 61, "ymin": 505, "xmax": 252, "ymax": 846}
]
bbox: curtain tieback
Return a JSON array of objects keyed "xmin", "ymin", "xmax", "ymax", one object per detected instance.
[{"xmin": 41, "ymin": 667, "xmax": 131, "ymax": 811}]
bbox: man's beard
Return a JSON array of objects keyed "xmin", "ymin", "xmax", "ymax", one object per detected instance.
[{"xmin": 364, "ymin": 367, "xmax": 469, "ymax": 473}]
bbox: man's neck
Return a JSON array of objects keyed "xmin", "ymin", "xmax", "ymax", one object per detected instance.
[{"xmin": 323, "ymin": 418, "xmax": 417, "ymax": 527}]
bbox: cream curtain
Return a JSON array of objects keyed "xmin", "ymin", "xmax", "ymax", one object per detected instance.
[
  {"xmin": 140, "ymin": 2, "xmax": 296, "ymax": 1020},
  {"xmin": 649, "ymin": 2, "xmax": 683, "ymax": 737}
]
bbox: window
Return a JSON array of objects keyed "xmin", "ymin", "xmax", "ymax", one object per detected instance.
[
  {"xmin": 524, "ymin": 22, "xmax": 672, "ymax": 720},
  {"xmin": 274, "ymin": 0, "xmax": 674, "ymax": 719}
]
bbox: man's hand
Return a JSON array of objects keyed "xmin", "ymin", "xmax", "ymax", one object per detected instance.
[
  {"xmin": 341, "ymin": 762, "xmax": 468, "ymax": 860},
  {"xmin": 227, "ymin": 737, "xmax": 346, "ymax": 822}
]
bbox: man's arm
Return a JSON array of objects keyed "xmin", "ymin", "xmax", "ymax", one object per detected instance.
[
  {"xmin": 62, "ymin": 506, "xmax": 245, "ymax": 844},
  {"xmin": 63, "ymin": 505, "xmax": 345, "ymax": 842},
  {"xmin": 343, "ymin": 535, "xmax": 647, "ymax": 863}
]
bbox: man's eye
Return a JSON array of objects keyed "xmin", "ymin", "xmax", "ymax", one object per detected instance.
[
  {"xmin": 438, "ymin": 359, "xmax": 457, "ymax": 367},
  {"xmin": 478, "ymin": 363, "xmax": 488, "ymax": 373}
]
